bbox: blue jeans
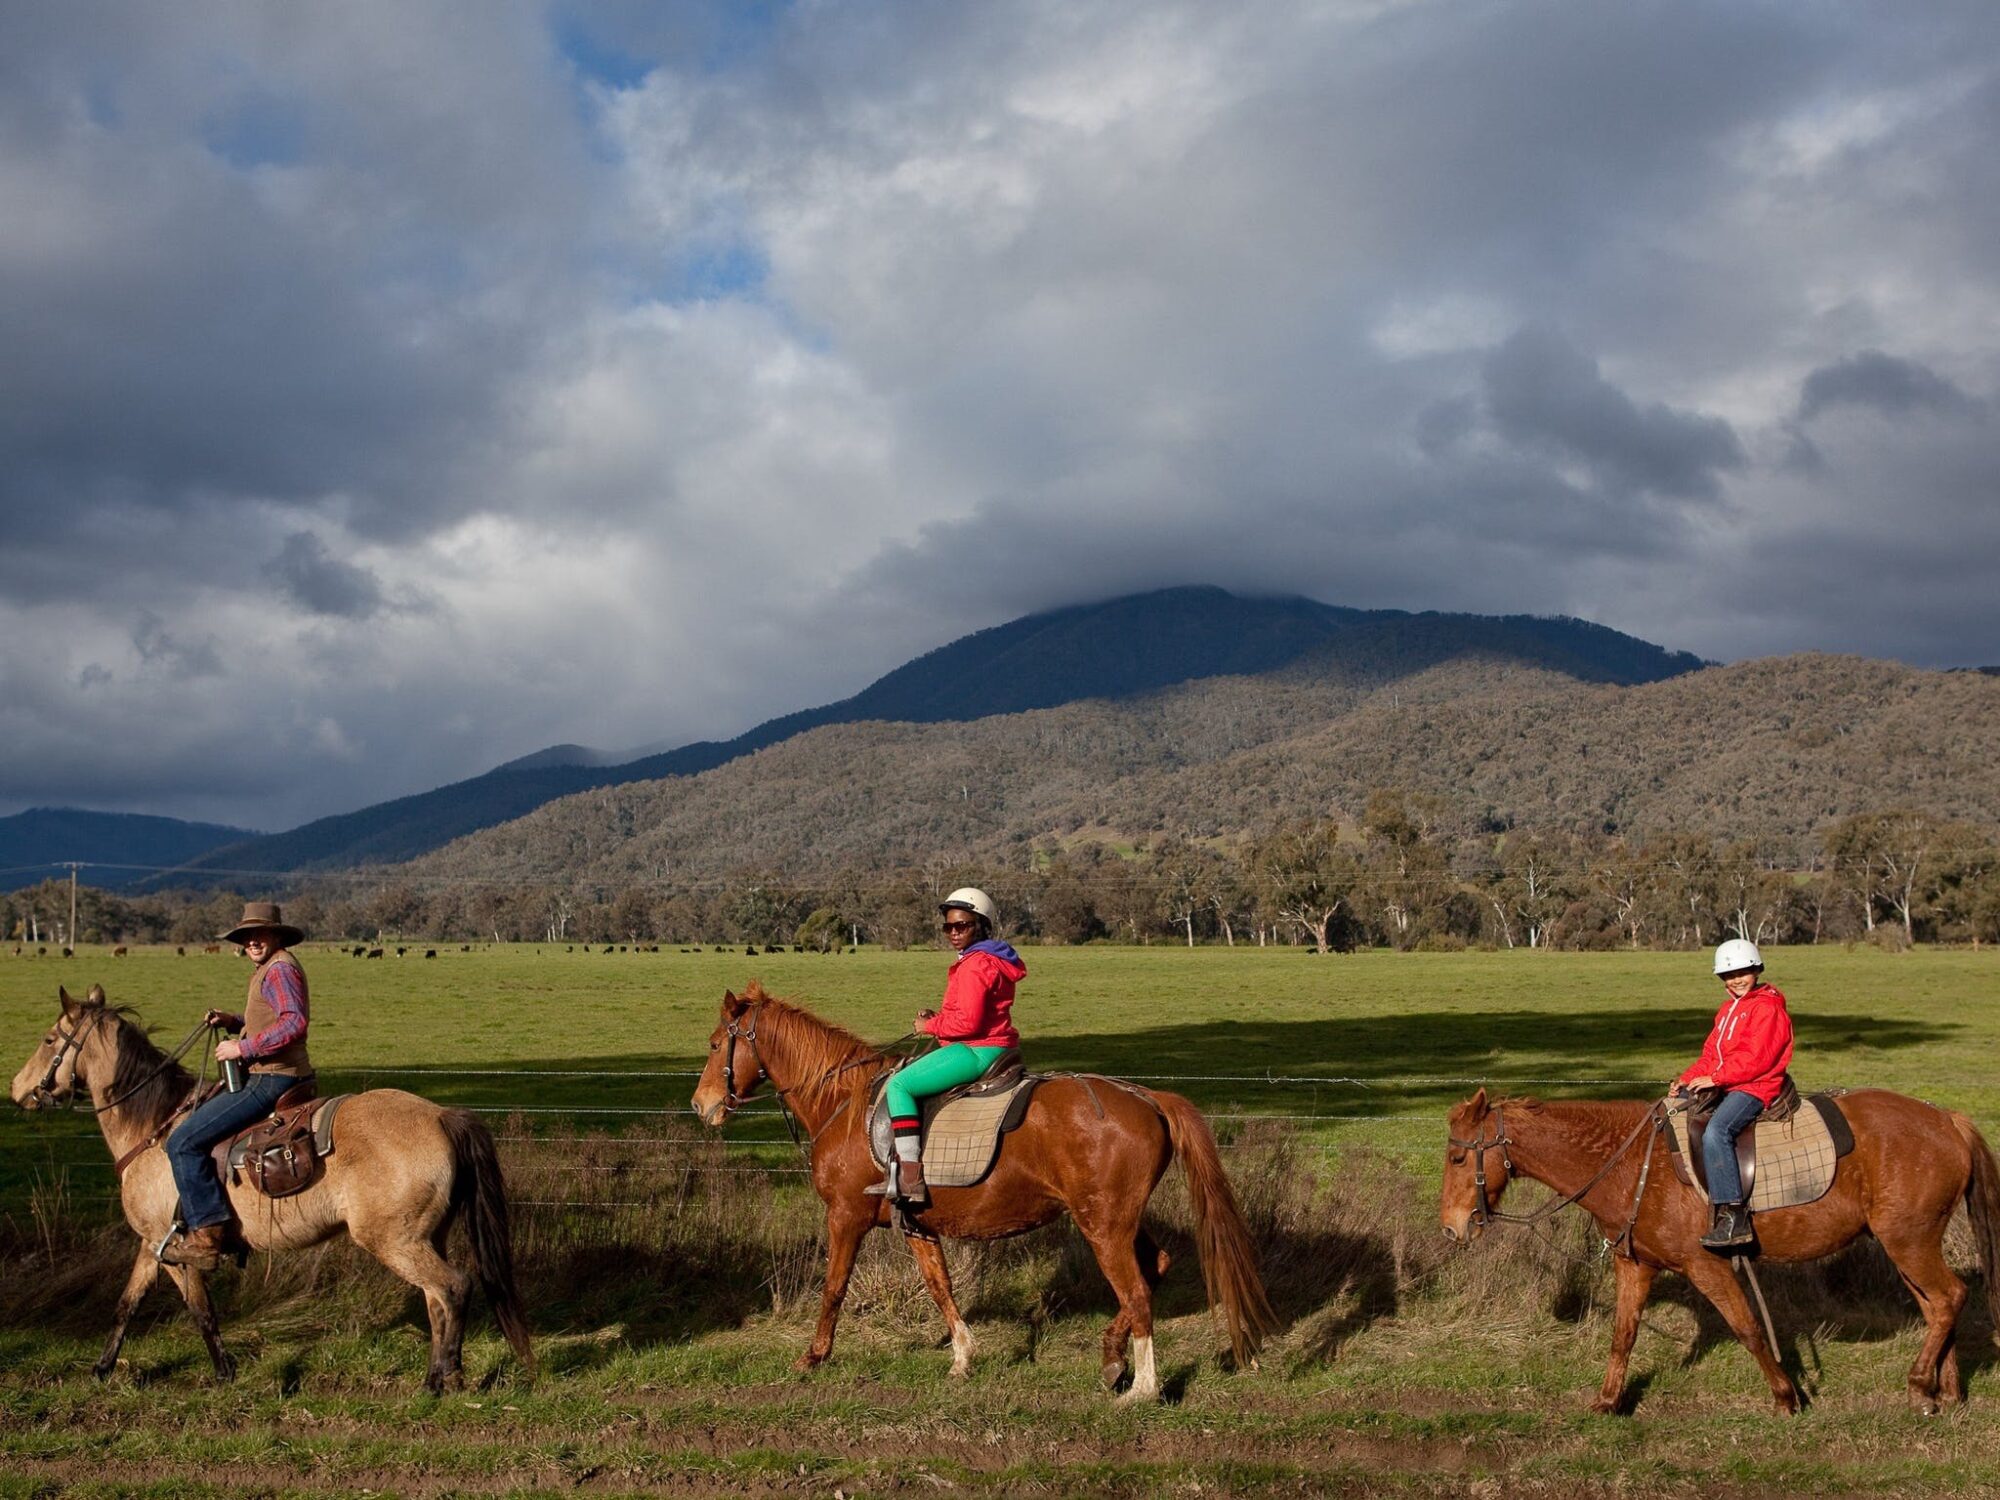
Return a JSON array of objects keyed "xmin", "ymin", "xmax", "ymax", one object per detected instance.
[
  {"xmin": 165, "ymin": 1072, "xmax": 300, "ymax": 1230},
  {"xmin": 1703, "ymin": 1089, "xmax": 1765, "ymax": 1206}
]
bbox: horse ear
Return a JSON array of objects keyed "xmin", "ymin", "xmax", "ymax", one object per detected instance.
[
  {"xmin": 722, "ymin": 988, "xmax": 746, "ymax": 1015},
  {"xmin": 86, "ymin": 984, "xmax": 107, "ymax": 1006},
  {"xmin": 58, "ymin": 985, "xmax": 75, "ymax": 1010},
  {"xmin": 1470, "ymin": 1086, "xmax": 1488, "ymax": 1114}
]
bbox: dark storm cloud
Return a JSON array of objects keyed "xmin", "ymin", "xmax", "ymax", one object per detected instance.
[
  {"xmin": 273, "ymin": 532, "xmax": 386, "ymax": 619},
  {"xmin": 1482, "ymin": 328, "xmax": 1747, "ymax": 501},
  {"xmin": 131, "ymin": 612, "xmax": 222, "ymax": 680},
  {"xmin": 1798, "ymin": 351, "xmax": 1980, "ymax": 423}
]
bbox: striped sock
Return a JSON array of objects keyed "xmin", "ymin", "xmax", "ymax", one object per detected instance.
[{"xmin": 891, "ymin": 1119, "xmax": 921, "ymax": 1161}]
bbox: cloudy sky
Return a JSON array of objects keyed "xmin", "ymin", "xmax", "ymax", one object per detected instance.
[{"xmin": 3, "ymin": 1, "xmax": 1998, "ymax": 830}]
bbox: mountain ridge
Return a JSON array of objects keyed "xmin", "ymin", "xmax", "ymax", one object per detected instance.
[{"xmin": 163, "ymin": 588, "xmax": 1704, "ymax": 879}]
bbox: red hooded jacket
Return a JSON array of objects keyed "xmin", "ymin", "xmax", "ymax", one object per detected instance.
[
  {"xmin": 1677, "ymin": 981, "xmax": 1794, "ymax": 1106},
  {"xmin": 923, "ymin": 940, "xmax": 1025, "ymax": 1049}
]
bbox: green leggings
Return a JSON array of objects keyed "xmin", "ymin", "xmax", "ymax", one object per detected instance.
[{"xmin": 886, "ymin": 1043, "xmax": 1011, "ymax": 1120}]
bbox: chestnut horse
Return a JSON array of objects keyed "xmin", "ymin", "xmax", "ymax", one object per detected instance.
[
  {"xmin": 1441, "ymin": 1088, "xmax": 2000, "ymax": 1415},
  {"xmin": 10, "ymin": 987, "xmax": 535, "ymax": 1391},
  {"xmin": 692, "ymin": 985, "xmax": 1276, "ymax": 1399}
]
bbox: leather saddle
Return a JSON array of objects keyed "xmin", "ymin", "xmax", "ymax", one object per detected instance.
[
  {"xmin": 865, "ymin": 1048, "xmax": 1042, "ymax": 1188},
  {"xmin": 1668, "ymin": 1079, "xmax": 1856, "ymax": 1213},
  {"xmin": 207, "ymin": 1080, "xmax": 349, "ymax": 1199}
]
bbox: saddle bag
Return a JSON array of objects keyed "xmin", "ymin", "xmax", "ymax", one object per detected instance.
[{"xmin": 235, "ymin": 1114, "xmax": 320, "ymax": 1198}]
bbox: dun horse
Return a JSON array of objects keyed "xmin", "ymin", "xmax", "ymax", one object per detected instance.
[
  {"xmin": 693, "ymin": 985, "xmax": 1276, "ymax": 1399},
  {"xmin": 10, "ymin": 986, "xmax": 535, "ymax": 1391},
  {"xmin": 1441, "ymin": 1088, "xmax": 2000, "ymax": 1415}
]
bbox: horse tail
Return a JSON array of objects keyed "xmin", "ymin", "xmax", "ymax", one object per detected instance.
[
  {"xmin": 442, "ymin": 1108, "xmax": 536, "ymax": 1373},
  {"xmin": 1950, "ymin": 1111, "xmax": 2000, "ymax": 1327},
  {"xmin": 1150, "ymin": 1088, "xmax": 1279, "ymax": 1367}
]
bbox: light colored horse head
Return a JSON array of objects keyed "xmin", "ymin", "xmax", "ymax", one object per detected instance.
[{"xmin": 11, "ymin": 984, "xmax": 113, "ymax": 1109}]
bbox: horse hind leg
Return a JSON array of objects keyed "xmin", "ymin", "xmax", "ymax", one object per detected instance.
[
  {"xmin": 1876, "ymin": 1226, "xmax": 1968, "ymax": 1413},
  {"xmin": 908, "ymin": 1236, "xmax": 974, "ymax": 1378},
  {"xmin": 352, "ymin": 1222, "xmax": 470, "ymax": 1393},
  {"xmin": 95, "ymin": 1248, "xmax": 163, "ymax": 1379},
  {"xmin": 1100, "ymin": 1227, "xmax": 1172, "ymax": 1392},
  {"xmin": 1076, "ymin": 1216, "xmax": 1159, "ymax": 1402}
]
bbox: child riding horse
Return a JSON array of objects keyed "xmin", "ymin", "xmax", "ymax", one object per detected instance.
[{"xmin": 887, "ymin": 886, "xmax": 1026, "ymax": 1206}]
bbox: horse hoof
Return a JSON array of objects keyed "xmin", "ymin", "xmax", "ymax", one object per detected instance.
[
  {"xmin": 1101, "ymin": 1360, "xmax": 1125, "ymax": 1392},
  {"xmin": 1588, "ymin": 1396, "xmax": 1618, "ymax": 1416},
  {"xmin": 1115, "ymin": 1384, "xmax": 1159, "ymax": 1406},
  {"xmin": 793, "ymin": 1353, "xmax": 825, "ymax": 1373},
  {"xmin": 91, "ymin": 1362, "xmax": 114, "ymax": 1382}
]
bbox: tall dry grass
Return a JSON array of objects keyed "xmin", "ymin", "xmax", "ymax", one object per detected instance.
[{"xmin": 0, "ymin": 1117, "xmax": 1981, "ymax": 1373}]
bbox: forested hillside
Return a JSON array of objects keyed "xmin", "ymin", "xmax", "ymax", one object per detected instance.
[
  {"xmin": 165, "ymin": 588, "xmax": 1701, "ymax": 876},
  {"xmin": 402, "ymin": 653, "xmax": 1999, "ymax": 887}
]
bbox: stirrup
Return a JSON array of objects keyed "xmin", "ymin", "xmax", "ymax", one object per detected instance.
[{"xmin": 153, "ymin": 1218, "xmax": 184, "ymax": 1264}]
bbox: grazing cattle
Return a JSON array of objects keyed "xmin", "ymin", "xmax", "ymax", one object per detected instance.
[
  {"xmin": 396, "ymin": 946, "xmax": 407, "ymax": 957},
  {"xmin": 425, "ymin": 949, "xmax": 437, "ymax": 959},
  {"xmin": 112, "ymin": 946, "xmax": 128, "ymax": 958},
  {"xmin": 202, "ymin": 943, "xmax": 221, "ymax": 954},
  {"xmin": 62, "ymin": 948, "xmax": 73, "ymax": 959},
  {"xmin": 461, "ymin": 945, "xmax": 471, "ymax": 952},
  {"xmin": 175, "ymin": 946, "xmax": 186, "ymax": 957},
  {"xmin": 366, "ymin": 948, "xmax": 384, "ymax": 959}
]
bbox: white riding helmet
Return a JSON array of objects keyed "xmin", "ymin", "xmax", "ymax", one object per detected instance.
[
  {"xmin": 939, "ymin": 887, "xmax": 998, "ymax": 926},
  {"xmin": 1713, "ymin": 938, "xmax": 1764, "ymax": 976}
]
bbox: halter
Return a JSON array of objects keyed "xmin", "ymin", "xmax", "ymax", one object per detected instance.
[{"xmin": 714, "ymin": 1001, "xmax": 906, "ymax": 1161}]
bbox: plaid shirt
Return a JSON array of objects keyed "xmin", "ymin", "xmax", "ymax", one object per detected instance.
[{"xmin": 241, "ymin": 961, "xmax": 309, "ymax": 1061}]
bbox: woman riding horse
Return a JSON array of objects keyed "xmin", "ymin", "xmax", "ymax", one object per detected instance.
[
  {"xmin": 161, "ymin": 901, "xmax": 315, "ymax": 1269},
  {"xmin": 887, "ymin": 886, "xmax": 1027, "ymax": 1207},
  {"xmin": 1670, "ymin": 937, "xmax": 1793, "ymax": 1251}
]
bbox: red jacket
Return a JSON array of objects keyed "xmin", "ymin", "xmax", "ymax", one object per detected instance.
[
  {"xmin": 924, "ymin": 941, "xmax": 1025, "ymax": 1049},
  {"xmin": 1678, "ymin": 981, "xmax": 1793, "ymax": 1106}
]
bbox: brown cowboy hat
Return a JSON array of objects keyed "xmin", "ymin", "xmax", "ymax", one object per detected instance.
[{"xmin": 220, "ymin": 901, "xmax": 305, "ymax": 948}]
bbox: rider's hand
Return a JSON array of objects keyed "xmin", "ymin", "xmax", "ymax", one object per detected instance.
[
  {"xmin": 915, "ymin": 1009, "xmax": 936, "ymax": 1030},
  {"xmin": 215, "ymin": 1039, "xmax": 244, "ymax": 1062}
]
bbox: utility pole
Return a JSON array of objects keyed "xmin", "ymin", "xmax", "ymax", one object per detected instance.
[{"xmin": 63, "ymin": 862, "xmax": 80, "ymax": 949}]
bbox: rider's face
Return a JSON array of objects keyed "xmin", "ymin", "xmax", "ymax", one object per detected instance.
[
  {"xmin": 1720, "ymin": 969, "xmax": 1758, "ymax": 1000},
  {"xmin": 941, "ymin": 914, "xmax": 979, "ymax": 952},
  {"xmin": 242, "ymin": 934, "xmax": 274, "ymax": 961}
]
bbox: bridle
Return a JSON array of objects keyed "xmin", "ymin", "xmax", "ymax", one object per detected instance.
[
  {"xmin": 1447, "ymin": 1108, "xmax": 1519, "ymax": 1231},
  {"xmin": 30, "ymin": 1007, "xmax": 105, "ymax": 1109},
  {"xmin": 1449, "ymin": 1100, "xmax": 1667, "ymax": 1244},
  {"xmin": 29, "ymin": 1009, "xmax": 209, "ymax": 1116},
  {"xmin": 708, "ymin": 1000, "xmax": 903, "ymax": 1160}
]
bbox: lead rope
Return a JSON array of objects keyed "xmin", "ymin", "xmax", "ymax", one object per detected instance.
[{"xmin": 1735, "ymin": 1255, "xmax": 1783, "ymax": 1366}]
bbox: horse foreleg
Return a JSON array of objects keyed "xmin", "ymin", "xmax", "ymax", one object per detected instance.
[
  {"xmin": 1590, "ymin": 1256, "xmax": 1657, "ymax": 1414},
  {"xmin": 1683, "ymin": 1254, "xmax": 1797, "ymax": 1415},
  {"xmin": 94, "ymin": 1247, "xmax": 163, "ymax": 1379},
  {"xmin": 1876, "ymin": 1227, "xmax": 1968, "ymax": 1413},
  {"xmin": 799, "ymin": 1207, "xmax": 872, "ymax": 1371},
  {"xmin": 163, "ymin": 1265, "xmax": 235, "ymax": 1383},
  {"xmin": 908, "ymin": 1236, "xmax": 974, "ymax": 1378}
]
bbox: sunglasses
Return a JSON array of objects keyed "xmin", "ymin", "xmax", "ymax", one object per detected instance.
[{"xmin": 940, "ymin": 919, "xmax": 977, "ymax": 934}]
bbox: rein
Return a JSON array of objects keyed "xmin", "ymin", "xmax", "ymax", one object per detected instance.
[
  {"xmin": 1451, "ymin": 1100, "xmax": 1667, "ymax": 1241},
  {"xmin": 720, "ymin": 1002, "xmax": 891, "ymax": 1162}
]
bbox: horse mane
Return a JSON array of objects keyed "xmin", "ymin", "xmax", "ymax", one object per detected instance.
[
  {"xmin": 740, "ymin": 981, "xmax": 885, "ymax": 1103},
  {"xmin": 104, "ymin": 1006, "xmax": 194, "ymax": 1128}
]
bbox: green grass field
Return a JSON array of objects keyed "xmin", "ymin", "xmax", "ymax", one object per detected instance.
[{"xmin": 2, "ymin": 943, "xmax": 1998, "ymax": 1497}]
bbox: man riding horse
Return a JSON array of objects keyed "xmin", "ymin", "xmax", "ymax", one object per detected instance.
[{"xmin": 159, "ymin": 901, "xmax": 315, "ymax": 1269}]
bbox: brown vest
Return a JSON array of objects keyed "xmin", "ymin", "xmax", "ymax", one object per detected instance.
[{"xmin": 244, "ymin": 951, "xmax": 312, "ymax": 1077}]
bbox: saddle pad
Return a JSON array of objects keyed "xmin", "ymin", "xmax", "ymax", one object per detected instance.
[
  {"xmin": 867, "ymin": 1076, "xmax": 1040, "ymax": 1187},
  {"xmin": 1668, "ymin": 1095, "xmax": 1843, "ymax": 1212}
]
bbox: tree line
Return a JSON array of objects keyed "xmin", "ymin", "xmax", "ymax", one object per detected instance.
[{"xmin": 7, "ymin": 798, "xmax": 1995, "ymax": 955}]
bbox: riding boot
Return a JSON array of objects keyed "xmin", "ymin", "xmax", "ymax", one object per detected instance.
[
  {"xmin": 1700, "ymin": 1201, "xmax": 1754, "ymax": 1251},
  {"xmin": 895, "ymin": 1157, "xmax": 930, "ymax": 1208},
  {"xmin": 158, "ymin": 1222, "xmax": 228, "ymax": 1270}
]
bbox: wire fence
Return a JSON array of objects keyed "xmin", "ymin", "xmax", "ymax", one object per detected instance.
[{"xmin": 2, "ymin": 1064, "xmax": 1677, "ymax": 1211}]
